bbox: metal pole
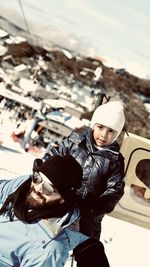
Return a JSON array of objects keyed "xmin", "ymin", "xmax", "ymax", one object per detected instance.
[{"xmin": 18, "ymin": 0, "xmax": 30, "ymax": 33}]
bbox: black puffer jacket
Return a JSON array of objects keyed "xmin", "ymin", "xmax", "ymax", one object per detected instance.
[{"xmin": 44, "ymin": 128, "xmax": 125, "ymax": 238}]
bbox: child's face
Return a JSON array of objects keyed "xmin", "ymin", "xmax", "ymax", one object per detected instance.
[{"xmin": 93, "ymin": 124, "xmax": 117, "ymax": 147}]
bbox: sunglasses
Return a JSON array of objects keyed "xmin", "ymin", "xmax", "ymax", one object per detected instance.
[{"xmin": 32, "ymin": 171, "xmax": 55, "ymax": 196}]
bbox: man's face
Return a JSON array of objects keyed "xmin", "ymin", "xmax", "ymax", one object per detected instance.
[
  {"xmin": 26, "ymin": 172, "xmax": 64, "ymax": 209},
  {"xmin": 93, "ymin": 124, "xmax": 117, "ymax": 147}
]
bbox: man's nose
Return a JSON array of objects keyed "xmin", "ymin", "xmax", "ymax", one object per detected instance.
[{"xmin": 36, "ymin": 183, "xmax": 45, "ymax": 194}]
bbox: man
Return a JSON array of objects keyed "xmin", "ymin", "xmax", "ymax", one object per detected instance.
[{"xmin": 0, "ymin": 155, "xmax": 109, "ymax": 267}]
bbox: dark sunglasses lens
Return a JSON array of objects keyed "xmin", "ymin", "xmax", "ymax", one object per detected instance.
[{"xmin": 32, "ymin": 172, "xmax": 42, "ymax": 184}]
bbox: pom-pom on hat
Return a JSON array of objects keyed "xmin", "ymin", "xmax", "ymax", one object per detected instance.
[
  {"xmin": 36, "ymin": 155, "xmax": 83, "ymax": 201},
  {"xmin": 90, "ymin": 101, "xmax": 125, "ymax": 139}
]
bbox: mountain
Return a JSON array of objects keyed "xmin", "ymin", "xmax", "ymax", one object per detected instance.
[{"xmin": 0, "ymin": 19, "xmax": 150, "ymax": 142}]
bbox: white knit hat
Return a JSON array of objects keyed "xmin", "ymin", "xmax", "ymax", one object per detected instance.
[{"xmin": 90, "ymin": 101, "xmax": 125, "ymax": 139}]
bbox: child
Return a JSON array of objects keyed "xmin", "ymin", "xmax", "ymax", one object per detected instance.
[{"xmin": 44, "ymin": 100, "xmax": 126, "ymax": 240}]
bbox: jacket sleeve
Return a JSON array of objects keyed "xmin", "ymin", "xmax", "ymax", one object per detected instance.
[
  {"xmin": 98, "ymin": 154, "xmax": 125, "ymax": 214},
  {"xmin": 79, "ymin": 154, "xmax": 125, "ymax": 216},
  {"xmin": 0, "ymin": 176, "xmax": 29, "ymax": 204}
]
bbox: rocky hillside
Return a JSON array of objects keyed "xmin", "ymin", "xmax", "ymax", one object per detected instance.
[{"xmin": 0, "ymin": 38, "xmax": 150, "ymax": 142}]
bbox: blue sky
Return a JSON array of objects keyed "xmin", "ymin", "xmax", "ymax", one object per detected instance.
[{"xmin": 0, "ymin": 0, "xmax": 150, "ymax": 78}]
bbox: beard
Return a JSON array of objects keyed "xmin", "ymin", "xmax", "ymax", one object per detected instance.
[
  {"xmin": 26, "ymin": 186, "xmax": 46, "ymax": 209},
  {"xmin": 26, "ymin": 185, "xmax": 64, "ymax": 210}
]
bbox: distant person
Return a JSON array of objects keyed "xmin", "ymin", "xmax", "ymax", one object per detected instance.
[
  {"xmin": 130, "ymin": 159, "xmax": 150, "ymax": 205},
  {"xmin": 43, "ymin": 100, "xmax": 126, "ymax": 240},
  {"xmin": 135, "ymin": 159, "xmax": 150, "ymax": 188},
  {"xmin": 0, "ymin": 155, "xmax": 109, "ymax": 267}
]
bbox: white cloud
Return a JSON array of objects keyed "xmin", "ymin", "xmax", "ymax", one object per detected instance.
[
  {"xmin": 103, "ymin": 58, "xmax": 148, "ymax": 79},
  {"xmin": 124, "ymin": 61, "xmax": 148, "ymax": 79}
]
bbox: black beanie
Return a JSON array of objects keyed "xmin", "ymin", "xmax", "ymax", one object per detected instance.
[{"xmin": 37, "ymin": 155, "xmax": 83, "ymax": 201}]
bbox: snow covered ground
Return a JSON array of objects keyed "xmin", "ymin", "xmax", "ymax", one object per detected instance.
[{"xmin": 0, "ymin": 139, "xmax": 149, "ymax": 267}]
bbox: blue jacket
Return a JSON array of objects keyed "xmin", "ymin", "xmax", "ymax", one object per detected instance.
[{"xmin": 0, "ymin": 176, "xmax": 88, "ymax": 267}]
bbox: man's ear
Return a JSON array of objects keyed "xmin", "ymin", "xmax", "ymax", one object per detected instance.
[{"xmin": 33, "ymin": 158, "xmax": 43, "ymax": 172}]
